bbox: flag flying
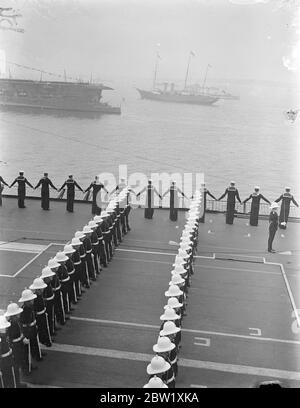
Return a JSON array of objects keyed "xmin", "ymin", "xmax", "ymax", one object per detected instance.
[{"xmin": 190, "ymin": 51, "xmax": 196, "ymax": 57}]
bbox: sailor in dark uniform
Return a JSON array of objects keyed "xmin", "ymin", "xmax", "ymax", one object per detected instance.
[
  {"xmin": 0, "ymin": 175, "xmax": 9, "ymax": 206},
  {"xmin": 19, "ymin": 289, "xmax": 43, "ymax": 364},
  {"xmin": 63, "ymin": 244, "xmax": 78, "ymax": 304},
  {"xmin": 153, "ymin": 336, "xmax": 178, "ymax": 378},
  {"xmin": 275, "ymin": 187, "xmax": 299, "ymax": 229},
  {"xmin": 268, "ymin": 202, "xmax": 279, "ymax": 253},
  {"xmin": 0, "ymin": 315, "xmax": 16, "ymax": 388},
  {"xmin": 34, "ymin": 172, "xmax": 58, "ymax": 210},
  {"xmin": 70, "ymin": 237, "xmax": 84, "ymax": 299},
  {"xmin": 199, "ymin": 182, "xmax": 217, "ymax": 223},
  {"xmin": 54, "ymin": 252, "xmax": 71, "ymax": 315},
  {"xmin": 9, "ymin": 171, "xmax": 34, "ymax": 208},
  {"xmin": 218, "ymin": 181, "xmax": 241, "ymax": 224},
  {"xmin": 48, "ymin": 258, "xmax": 66, "ymax": 326},
  {"xmin": 5, "ymin": 303, "xmax": 28, "ymax": 387},
  {"xmin": 87, "ymin": 221, "xmax": 101, "ymax": 275},
  {"xmin": 58, "ymin": 175, "xmax": 83, "ymax": 212},
  {"xmin": 136, "ymin": 179, "xmax": 162, "ymax": 219},
  {"xmin": 84, "ymin": 176, "xmax": 109, "ymax": 215},
  {"xmin": 40, "ymin": 267, "xmax": 56, "ymax": 337},
  {"xmin": 81, "ymin": 226, "xmax": 97, "ymax": 281},
  {"xmin": 162, "ymin": 181, "xmax": 186, "ymax": 221},
  {"xmin": 243, "ymin": 186, "xmax": 271, "ymax": 226},
  {"xmin": 147, "ymin": 355, "xmax": 175, "ymax": 388},
  {"xmin": 29, "ymin": 278, "xmax": 52, "ymax": 348},
  {"xmin": 93, "ymin": 215, "xmax": 108, "ymax": 267}
]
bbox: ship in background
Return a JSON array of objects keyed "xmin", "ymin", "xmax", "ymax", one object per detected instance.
[
  {"xmin": 0, "ymin": 77, "xmax": 121, "ymax": 114},
  {"xmin": 137, "ymin": 51, "xmax": 220, "ymax": 106},
  {"xmin": 0, "ymin": 60, "xmax": 121, "ymax": 115},
  {"xmin": 137, "ymin": 51, "xmax": 239, "ymax": 105}
]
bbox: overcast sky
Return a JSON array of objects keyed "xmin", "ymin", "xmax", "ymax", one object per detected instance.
[{"xmin": 0, "ymin": 0, "xmax": 299, "ymax": 84}]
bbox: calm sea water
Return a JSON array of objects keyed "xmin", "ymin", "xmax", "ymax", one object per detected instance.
[{"xmin": 0, "ymin": 80, "xmax": 299, "ymax": 204}]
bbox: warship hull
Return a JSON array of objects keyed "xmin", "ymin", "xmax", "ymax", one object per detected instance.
[
  {"xmin": 137, "ymin": 88, "xmax": 219, "ymax": 105},
  {"xmin": 0, "ymin": 78, "xmax": 121, "ymax": 114}
]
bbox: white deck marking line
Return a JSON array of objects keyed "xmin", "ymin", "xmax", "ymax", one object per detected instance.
[
  {"xmin": 195, "ymin": 254, "xmax": 215, "ymax": 259},
  {"xmin": 265, "ymin": 260, "xmax": 300, "ymax": 329},
  {"xmin": 215, "ymin": 253, "xmax": 265, "ymax": 260},
  {"xmin": 71, "ymin": 316, "xmax": 159, "ymax": 330},
  {"xmin": 13, "ymin": 243, "xmax": 53, "ymax": 277},
  {"xmin": 70, "ymin": 317, "xmax": 300, "ymax": 346},
  {"xmin": 194, "ymin": 263, "xmax": 281, "ymax": 276},
  {"xmin": 183, "ymin": 328, "xmax": 300, "ymax": 346},
  {"xmin": 115, "ymin": 256, "xmax": 278, "ymax": 276},
  {"xmin": 0, "ymin": 241, "xmax": 47, "ymax": 253},
  {"xmin": 0, "ymin": 274, "xmax": 16, "ymax": 278},
  {"xmin": 179, "ymin": 358, "xmax": 300, "ymax": 381},
  {"xmin": 116, "ymin": 248, "xmax": 176, "ymax": 256},
  {"xmin": 42, "ymin": 342, "xmax": 152, "ymax": 362},
  {"xmin": 194, "ymin": 337, "xmax": 211, "ymax": 347},
  {"xmin": 43, "ymin": 343, "xmax": 300, "ymax": 381},
  {"xmin": 249, "ymin": 328, "xmax": 262, "ymax": 337}
]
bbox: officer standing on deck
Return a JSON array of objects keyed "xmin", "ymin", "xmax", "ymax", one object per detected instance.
[
  {"xmin": 242, "ymin": 186, "xmax": 271, "ymax": 226},
  {"xmin": 10, "ymin": 171, "xmax": 34, "ymax": 208},
  {"xmin": 0, "ymin": 175, "xmax": 9, "ymax": 206},
  {"xmin": 199, "ymin": 183, "xmax": 217, "ymax": 223},
  {"xmin": 275, "ymin": 187, "xmax": 299, "ymax": 229},
  {"xmin": 136, "ymin": 179, "xmax": 162, "ymax": 219},
  {"xmin": 84, "ymin": 176, "xmax": 109, "ymax": 215},
  {"xmin": 58, "ymin": 175, "xmax": 83, "ymax": 213},
  {"xmin": 268, "ymin": 202, "xmax": 279, "ymax": 253},
  {"xmin": 34, "ymin": 173, "xmax": 58, "ymax": 210},
  {"xmin": 218, "ymin": 181, "xmax": 241, "ymax": 224}
]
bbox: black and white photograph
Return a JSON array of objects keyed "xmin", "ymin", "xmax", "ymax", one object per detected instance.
[{"xmin": 0, "ymin": 0, "xmax": 300, "ymax": 391}]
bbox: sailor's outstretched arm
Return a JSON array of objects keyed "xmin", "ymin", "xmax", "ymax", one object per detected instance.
[
  {"xmin": 74, "ymin": 181, "xmax": 83, "ymax": 192},
  {"xmin": 218, "ymin": 189, "xmax": 227, "ymax": 201},
  {"xmin": 58, "ymin": 181, "xmax": 67, "ymax": 191},
  {"xmin": 25, "ymin": 178, "xmax": 34, "ymax": 189},
  {"xmin": 0, "ymin": 177, "xmax": 9, "ymax": 186},
  {"xmin": 260, "ymin": 195, "xmax": 271, "ymax": 204},
  {"xmin": 34, "ymin": 179, "xmax": 42, "ymax": 190},
  {"xmin": 236, "ymin": 190, "xmax": 242, "ymax": 204},
  {"xmin": 153, "ymin": 187, "xmax": 162, "ymax": 200},
  {"xmin": 136, "ymin": 186, "xmax": 146, "ymax": 197},
  {"xmin": 84, "ymin": 183, "xmax": 92, "ymax": 193},
  {"xmin": 242, "ymin": 195, "xmax": 251, "ymax": 204},
  {"xmin": 292, "ymin": 196, "xmax": 299, "ymax": 207},
  {"xmin": 162, "ymin": 188, "xmax": 170, "ymax": 198},
  {"xmin": 9, "ymin": 178, "xmax": 17, "ymax": 188},
  {"xmin": 206, "ymin": 190, "xmax": 217, "ymax": 200},
  {"xmin": 274, "ymin": 195, "xmax": 283, "ymax": 203},
  {"xmin": 49, "ymin": 179, "xmax": 58, "ymax": 190}
]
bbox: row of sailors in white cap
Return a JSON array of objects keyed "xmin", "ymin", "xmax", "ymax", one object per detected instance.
[
  {"xmin": 0, "ymin": 190, "xmax": 132, "ymax": 388},
  {"xmin": 144, "ymin": 192, "xmax": 201, "ymax": 388}
]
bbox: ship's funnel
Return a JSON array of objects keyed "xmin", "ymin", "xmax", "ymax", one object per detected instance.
[{"xmin": 163, "ymin": 82, "xmax": 168, "ymax": 93}]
